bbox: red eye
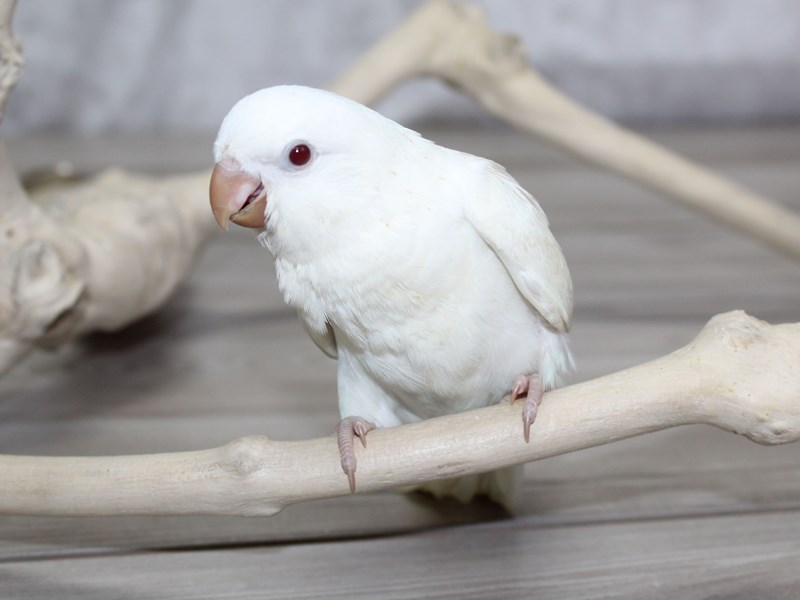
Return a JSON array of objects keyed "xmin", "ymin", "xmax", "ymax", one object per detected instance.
[{"xmin": 289, "ymin": 143, "xmax": 311, "ymax": 166}]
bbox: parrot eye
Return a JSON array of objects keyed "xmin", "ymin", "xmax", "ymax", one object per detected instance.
[{"xmin": 288, "ymin": 143, "xmax": 312, "ymax": 167}]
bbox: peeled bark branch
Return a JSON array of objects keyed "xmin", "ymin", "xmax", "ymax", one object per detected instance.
[
  {"xmin": 0, "ymin": 0, "xmax": 216, "ymax": 375},
  {"xmin": 0, "ymin": 311, "xmax": 797, "ymax": 517},
  {"xmin": 330, "ymin": 0, "xmax": 800, "ymax": 261},
  {"xmin": 0, "ymin": 166, "xmax": 215, "ymax": 375},
  {"xmin": 0, "ymin": 1, "xmax": 797, "ymax": 519},
  {"xmin": 0, "ymin": 0, "xmax": 21, "ymax": 123}
]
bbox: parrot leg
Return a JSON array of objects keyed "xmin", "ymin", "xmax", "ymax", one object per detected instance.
[
  {"xmin": 337, "ymin": 416, "xmax": 376, "ymax": 493},
  {"xmin": 510, "ymin": 374, "xmax": 544, "ymax": 443}
]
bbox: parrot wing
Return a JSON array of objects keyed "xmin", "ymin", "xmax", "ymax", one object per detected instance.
[{"xmin": 464, "ymin": 162, "xmax": 573, "ymax": 333}]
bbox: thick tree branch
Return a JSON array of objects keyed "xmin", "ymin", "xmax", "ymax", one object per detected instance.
[
  {"xmin": 0, "ymin": 0, "xmax": 215, "ymax": 375},
  {"xmin": 0, "ymin": 311, "xmax": 797, "ymax": 517},
  {"xmin": 0, "ymin": 168, "xmax": 215, "ymax": 375},
  {"xmin": 0, "ymin": 1, "xmax": 797, "ymax": 520},
  {"xmin": 330, "ymin": 0, "xmax": 800, "ymax": 261}
]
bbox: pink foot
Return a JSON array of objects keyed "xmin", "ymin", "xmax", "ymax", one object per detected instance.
[
  {"xmin": 510, "ymin": 374, "xmax": 544, "ymax": 443},
  {"xmin": 337, "ymin": 416, "xmax": 376, "ymax": 493}
]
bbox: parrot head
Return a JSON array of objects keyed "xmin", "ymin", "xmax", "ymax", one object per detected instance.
[{"xmin": 210, "ymin": 85, "xmax": 422, "ymax": 254}]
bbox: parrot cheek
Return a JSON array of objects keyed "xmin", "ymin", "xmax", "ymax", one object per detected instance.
[{"xmin": 209, "ymin": 160, "xmax": 267, "ymax": 230}]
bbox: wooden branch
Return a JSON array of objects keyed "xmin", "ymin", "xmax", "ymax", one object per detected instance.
[
  {"xmin": 330, "ymin": 0, "xmax": 800, "ymax": 261},
  {"xmin": 0, "ymin": 0, "xmax": 796, "ymax": 521},
  {"xmin": 0, "ymin": 146, "xmax": 78, "ymax": 371},
  {"xmin": 0, "ymin": 0, "xmax": 216, "ymax": 375},
  {"xmin": 0, "ymin": 0, "xmax": 21, "ymax": 122},
  {"xmin": 0, "ymin": 167, "xmax": 215, "ymax": 375},
  {"xmin": 0, "ymin": 311, "xmax": 797, "ymax": 517}
]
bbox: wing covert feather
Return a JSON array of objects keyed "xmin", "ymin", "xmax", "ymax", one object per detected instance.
[{"xmin": 464, "ymin": 163, "xmax": 573, "ymax": 332}]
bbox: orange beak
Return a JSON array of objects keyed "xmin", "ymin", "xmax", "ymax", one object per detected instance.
[{"xmin": 209, "ymin": 159, "xmax": 268, "ymax": 230}]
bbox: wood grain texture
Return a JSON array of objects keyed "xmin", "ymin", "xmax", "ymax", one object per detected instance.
[
  {"xmin": 0, "ymin": 126, "xmax": 798, "ymax": 596},
  {"xmin": 2, "ymin": 512, "xmax": 800, "ymax": 599}
]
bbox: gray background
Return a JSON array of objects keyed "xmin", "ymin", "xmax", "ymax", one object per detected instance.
[{"xmin": 3, "ymin": 0, "xmax": 800, "ymax": 136}]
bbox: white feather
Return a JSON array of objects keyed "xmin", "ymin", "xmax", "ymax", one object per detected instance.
[{"xmin": 216, "ymin": 86, "xmax": 575, "ymax": 508}]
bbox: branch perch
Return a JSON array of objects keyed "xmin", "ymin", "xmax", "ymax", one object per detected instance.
[
  {"xmin": 0, "ymin": 311, "xmax": 797, "ymax": 517},
  {"xmin": 1, "ymin": 1, "xmax": 798, "ymax": 519},
  {"xmin": 330, "ymin": 0, "xmax": 800, "ymax": 261}
]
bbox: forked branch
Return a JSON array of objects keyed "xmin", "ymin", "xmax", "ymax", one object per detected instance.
[
  {"xmin": 0, "ymin": 0, "xmax": 216, "ymax": 375},
  {"xmin": 330, "ymin": 0, "xmax": 800, "ymax": 261}
]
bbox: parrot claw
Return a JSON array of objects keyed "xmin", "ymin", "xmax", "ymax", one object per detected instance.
[
  {"xmin": 511, "ymin": 374, "xmax": 529, "ymax": 402},
  {"xmin": 353, "ymin": 419, "xmax": 373, "ymax": 447},
  {"xmin": 522, "ymin": 403, "xmax": 537, "ymax": 443},
  {"xmin": 509, "ymin": 374, "xmax": 544, "ymax": 443},
  {"xmin": 337, "ymin": 416, "xmax": 376, "ymax": 493}
]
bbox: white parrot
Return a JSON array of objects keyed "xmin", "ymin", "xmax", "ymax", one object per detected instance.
[{"xmin": 209, "ymin": 85, "xmax": 574, "ymax": 509}]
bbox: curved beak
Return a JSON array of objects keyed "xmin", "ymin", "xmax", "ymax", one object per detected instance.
[{"xmin": 209, "ymin": 159, "xmax": 268, "ymax": 230}]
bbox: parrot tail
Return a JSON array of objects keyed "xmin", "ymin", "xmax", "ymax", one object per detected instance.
[{"xmin": 404, "ymin": 465, "xmax": 523, "ymax": 512}]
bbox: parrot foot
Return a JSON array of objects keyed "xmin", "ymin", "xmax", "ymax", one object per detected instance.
[
  {"xmin": 510, "ymin": 374, "xmax": 544, "ymax": 443},
  {"xmin": 337, "ymin": 416, "xmax": 376, "ymax": 493}
]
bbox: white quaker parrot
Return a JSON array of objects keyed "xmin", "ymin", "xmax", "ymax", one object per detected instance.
[{"xmin": 209, "ymin": 85, "xmax": 574, "ymax": 509}]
